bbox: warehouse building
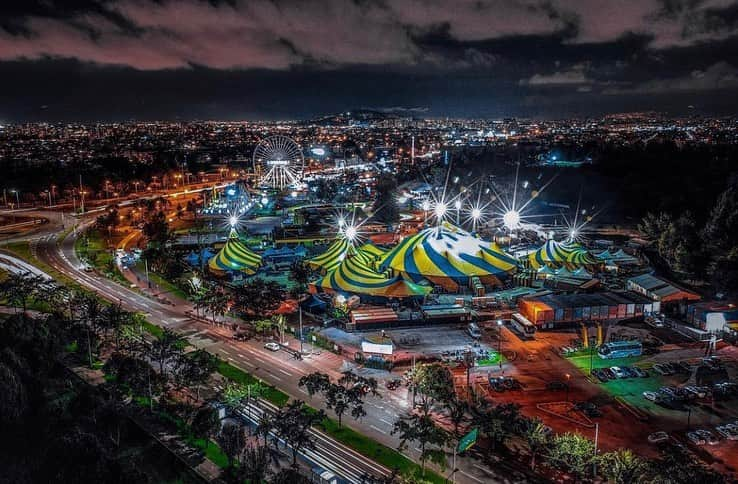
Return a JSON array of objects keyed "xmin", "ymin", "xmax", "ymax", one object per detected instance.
[{"xmin": 518, "ymin": 291, "xmax": 656, "ymax": 329}]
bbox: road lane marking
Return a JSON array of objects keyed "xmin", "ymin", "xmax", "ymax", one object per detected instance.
[
  {"xmin": 459, "ymin": 471, "xmax": 485, "ymax": 483},
  {"xmin": 278, "ymin": 369, "xmax": 292, "ymax": 376},
  {"xmin": 370, "ymin": 425, "xmax": 387, "ymax": 434}
]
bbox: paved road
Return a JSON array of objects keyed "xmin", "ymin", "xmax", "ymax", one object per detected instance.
[{"xmin": 31, "ymin": 218, "xmax": 522, "ymax": 484}]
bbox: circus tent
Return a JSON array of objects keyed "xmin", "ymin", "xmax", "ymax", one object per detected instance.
[
  {"xmin": 528, "ymin": 240, "xmax": 601, "ymax": 269},
  {"xmin": 307, "ymin": 238, "xmax": 383, "ymax": 272},
  {"xmin": 310, "ymin": 253, "xmax": 431, "ymax": 298},
  {"xmin": 378, "ymin": 223, "xmax": 518, "ymax": 288},
  {"xmin": 208, "ymin": 229, "xmax": 262, "ymax": 274}
]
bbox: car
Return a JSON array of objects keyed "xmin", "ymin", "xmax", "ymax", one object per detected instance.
[
  {"xmin": 546, "ymin": 381, "xmax": 568, "ymax": 391},
  {"xmin": 652, "ymin": 364, "xmax": 670, "ymax": 376},
  {"xmin": 592, "ymin": 369, "xmax": 609, "ymax": 382},
  {"xmin": 648, "ymin": 431, "xmax": 670, "ymax": 444},
  {"xmin": 684, "ymin": 386, "xmax": 706, "ymax": 398},
  {"xmin": 632, "ymin": 367, "xmax": 649, "ymax": 378},
  {"xmin": 687, "ymin": 432, "xmax": 705, "ymax": 445},
  {"xmin": 264, "ymin": 342, "xmax": 280, "ymax": 351},
  {"xmin": 233, "ymin": 331, "xmax": 253, "ymax": 341},
  {"xmin": 696, "ymin": 429, "xmax": 719, "ymax": 445},
  {"xmin": 715, "ymin": 425, "xmax": 738, "ymax": 440},
  {"xmin": 610, "ymin": 366, "xmax": 627, "ymax": 379},
  {"xmin": 643, "ymin": 391, "xmax": 659, "ymax": 402},
  {"xmin": 602, "ymin": 368, "xmax": 616, "ymax": 379}
]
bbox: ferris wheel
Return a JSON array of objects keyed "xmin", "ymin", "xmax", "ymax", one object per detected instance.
[{"xmin": 252, "ymin": 135, "xmax": 304, "ymax": 188}]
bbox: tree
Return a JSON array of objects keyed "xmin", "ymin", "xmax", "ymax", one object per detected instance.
[
  {"xmin": 218, "ymin": 421, "xmax": 247, "ymax": 469},
  {"xmin": 0, "ymin": 272, "xmax": 54, "ymax": 316},
  {"xmin": 190, "ymin": 403, "xmax": 221, "ymax": 445},
  {"xmin": 272, "ymin": 314, "xmax": 287, "ymax": 344},
  {"xmin": 470, "ymin": 402, "xmax": 521, "ymax": 451},
  {"xmin": 519, "ymin": 418, "xmax": 549, "ymax": 470},
  {"xmin": 298, "ymin": 372, "xmax": 330, "ymax": 398},
  {"xmin": 175, "ymin": 349, "xmax": 218, "ymax": 400},
  {"xmin": 253, "ymin": 319, "xmax": 274, "ymax": 340},
  {"xmin": 272, "ymin": 400, "xmax": 324, "ymax": 467},
  {"xmin": 149, "ymin": 328, "xmax": 185, "ymax": 380},
  {"xmin": 288, "ymin": 261, "xmax": 310, "ymax": 295},
  {"xmin": 647, "ymin": 445, "xmax": 725, "ymax": 484},
  {"xmin": 443, "ymin": 396, "xmax": 468, "ymax": 437},
  {"xmin": 234, "ymin": 444, "xmax": 273, "ymax": 484},
  {"xmin": 142, "ymin": 210, "xmax": 172, "ymax": 246},
  {"xmin": 702, "ymin": 176, "xmax": 738, "ymax": 253},
  {"xmin": 233, "ymin": 278, "xmax": 285, "ymax": 316},
  {"xmin": 391, "ymin": 412, "xmax": 449, "ymax": 475},
  {"xmin": 410, "ymin": 363, "xmax": 454, "ymax": 410},
  {"xmin": 598, "ymin": 449, "xmax": 647, "ymax": 484},
  {"xmin": 270, "ymin": 467, "xmax": 311, "ymax": 484},
  {"xmin": 546, "ymin": 432, "xmax": 595, "ymax": 479}
]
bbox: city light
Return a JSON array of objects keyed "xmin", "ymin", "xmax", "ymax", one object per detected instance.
[
  {"xmin": 503, "ymin": 209, "xmax": 520, "ymax": 230},
  {"xmin": 229, "ymin": 215, "xmax": 238, "ymax": 227},
  {"xmin": 344, "ymin": 225, "xmax": 357, "ymax": 241},
  {"xmin": 434, "ymin": 201, "xmax": 447, "ymax": 220},
  {"xmin": 471, "ymin": 207, "xmax": 482, "ymax": 220}
]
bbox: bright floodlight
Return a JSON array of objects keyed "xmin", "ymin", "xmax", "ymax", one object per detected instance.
[
  {"xmin": 344, "ymin": 225, "xmax": 357, "ymax": 241},
  {"xmin": 471, "ymin": 207, "xmax": 482, "ymax": 220},
  {"xmin": 338, "ymin": 217, "xmax": 346, "ymax": 227},
  {"xmin": 228, "ymin": 215, "xmax": 238, "ymax": 227},
  {"xmin": 434, "ymin": 202, "xmax": 447, "ymax": 219},
  {"xmin": 503, "ymin": 210, "xmax": 520, "ymax": 230},
  {"xmin": 421, "ymin": 200, "xmax": 431, "ymax": 212},
  {"xmin": 569, "ymin": 229, "xmax": 578, "ymax": 239},
  {"xmin": 454, "ymin": 200, "xmax": 462, "ymax": 210}
]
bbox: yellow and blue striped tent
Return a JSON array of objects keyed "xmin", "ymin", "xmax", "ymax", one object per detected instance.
[
  {"xmin": 378, "ymin": 223, "xmax": 518, "ymax": 283},
  {"xmin": 311, "ymin": 254, "xmax": 431, "ymax": 298},
  {"xmin": 528, "ymin": 240, "xmax": 600, "ymax": 268},
  {"xmin": 208, "ymin": 229, "xmax": 262, "ymax": 274},
  {"xmin": 307, "ymin": 238, "xmax": 382, "ymax": 272}
]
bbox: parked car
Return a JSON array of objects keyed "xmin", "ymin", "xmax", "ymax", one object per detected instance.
[
  {"xmin": 610, "ymin": 366, "xmax": 628, "ymax": 379},
  {"xmin": 602, "ymin": 368, "xmax": 616, "ymax": 379},
  {"xmin": 632, "ymin": 367, "xmax": 649, "ymax": 378},
  {"xmin": 643, "ymin": 391, "xmax": 659, "ymax": 402},
  {"xmin": 715, "ymin": 425, "xmax": 738, "ymax": 441},
  {"xmin": 592, "ymin": 369, "xmax": 609, "ymax": 383},
  {"xmin": 684, "ymin": 386, "xmax": 706, "ymax": 398},
  {"xmin": 652, "ymin": 364, "xmax": 671, "ymax": 376},
  {"xmin": 264, "ymin": 342, "xmax": 280, "ymax": 351},
  {"xmin": 622, "ymin": 367, "xmax": 638, "ymax": 378},
  {"xmin": 647, "ymin": 431, "xmax": 669, "ymax": 444},
  {"xmin": 687, "ymin": 432, "xmax": 705, "ymax": 445},
  {"xmin": 696, "ymin": 429, "xmax": 719, "ymax": 446},
  {"xmin": 546, "ymin": 380, "xmax": 568, "ymax": 391}
]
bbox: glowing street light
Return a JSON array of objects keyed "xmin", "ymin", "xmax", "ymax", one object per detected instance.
[
  {"xmin": 434, "ymin": 201, "xmax": 447, "ymax": 223},
  {"xmin": 229, "ymin": 215, "xmax": 238, "ymax": 227},
  {"xmin": 344, "ymin": 225, "xmax": 357, "ymax": 241},
  {"xmin": 502, "ymin": 209, "xmax": 520, "ymax": 231}
]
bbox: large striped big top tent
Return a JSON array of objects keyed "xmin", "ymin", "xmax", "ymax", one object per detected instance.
[
  {"xmin": 378, "ymin": 223, "xmax": 518, "ymax": 287},
  {"xmin": 208, "ymin": 229, "xmax": 262, "ymax": 274},
  {"xmin": 311, "ymin": 253, "xmax": 431, "ymax": 298}
]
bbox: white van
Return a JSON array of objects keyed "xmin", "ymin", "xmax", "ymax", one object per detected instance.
[{"xmin": 467, "ymin": 322, "xmax": 482, "ymax": 339}]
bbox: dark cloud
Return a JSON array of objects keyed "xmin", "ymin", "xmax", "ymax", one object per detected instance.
[{"xmin": 0, "ymin": 0, "xmax": 738, "ymax": 120}]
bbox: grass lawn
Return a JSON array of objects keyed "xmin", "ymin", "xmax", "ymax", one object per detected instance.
[
  {"xmin": 135, "ymin": 261, "xmax": 189, "ymax": 300},
  {"xmin": 188, "ymin": 437, "xmax": 229, "ymax": 469},
  {"xmin": 477, "ymin": 351, "xmax": 505, "ymax": 367},
  {"xmin": 216, "ymin": 361, "xmax": 290, "ymax": 407},
  {"xmin": 75, "ymin": 228, "xmax": 129, "ymax": 285}
]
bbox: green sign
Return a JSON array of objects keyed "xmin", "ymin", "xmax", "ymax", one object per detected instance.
[{"xmin": 457, "ymin": 428, "xmax": 478, "ymax": 453}]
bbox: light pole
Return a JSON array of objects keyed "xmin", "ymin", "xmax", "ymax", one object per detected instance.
[
  {"xmin": 565, "ymin": 373, "xmax": 571, "ymax": 403},
  {"xmin": 497, "ymin": 319, "xmax": 503, "ymax": 369},
  {"xmin": 454, "ymin": 199, "xmax": 461, "ymax": 225},
  {"xmin": 10, "ymin": 189, "xmax": 19, "ymax": 208}
]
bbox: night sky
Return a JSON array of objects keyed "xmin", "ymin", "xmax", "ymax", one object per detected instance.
[{"xmin": 2, "ymin": 0, "xmax": 738, "ymax": 121}]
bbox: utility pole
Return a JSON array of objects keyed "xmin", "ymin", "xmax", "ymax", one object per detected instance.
[
  {"xmin": 593, "ymin": 422, "xmax": 599, "ymax": 478},
  {"xmin": 299, "ymin": 306, "xmax": 304, "ymax": 355},
  {"xmin": 411, "ymin": 136, "xmax": 415, "ymax": 165}
]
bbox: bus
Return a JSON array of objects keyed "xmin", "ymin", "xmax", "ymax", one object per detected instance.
[
  {"xmin": 598, "ymin": 340, "xmax": 642, "ymax": 359},
  {"xmin": 511, "ymin": 313, "xmax": 536, "ymax": 339}
]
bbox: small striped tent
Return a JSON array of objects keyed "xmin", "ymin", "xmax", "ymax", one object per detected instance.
[
  {"xmin": 208, "ymin": 229, "xmax": 262, "ymax": 274},
  {"xmin": 528, "ymin": 240, "xmax": 601, "ymax": 269},
  {"xmin": 379, "ymin": 223, "xmax": 518, "ymax": 286},
  {"xmin": 311, "ymin": 254, "xmax": 431, "ymax": 298},
  {"xmin": 307, "ymin": 238, "xmax": 383, "ymax": 272}
]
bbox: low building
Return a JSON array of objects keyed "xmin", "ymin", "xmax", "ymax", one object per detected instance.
[
  {"xmin": 518, "ymin": 291, "xmax": 656, "ymax": 329},
  {"xmin": 626, "ymin": 274, "xmax": 700, "ymax": 307},
  {"xmin": 686, "ymin": 302, "xmax": 738, "ymax": 334}
]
